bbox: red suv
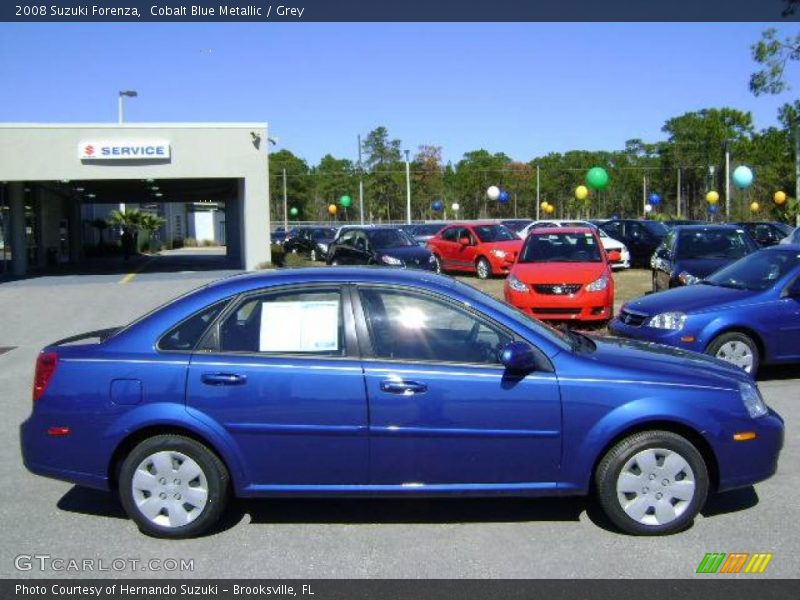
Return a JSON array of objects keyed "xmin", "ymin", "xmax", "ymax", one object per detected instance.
[
  {"xmin": 504, "ymin": 227, "xmax": 620, "ymax": 323},
  {"xmin": 427, "ymin": 223, "xmax": 523, "ymax": 279}
]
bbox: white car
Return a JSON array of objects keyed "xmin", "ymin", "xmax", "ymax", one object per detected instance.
[
  {"xmin": 779, "ymin": 226, "xmax": 800, "ymax": 245},
  {"xmin": 518, "ymin": 219, "xmax": 631, "ymax": 269}
]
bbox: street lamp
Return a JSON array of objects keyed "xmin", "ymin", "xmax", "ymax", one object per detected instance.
[
  {"xmin": 118, "ymin": 90, "xmax": 138, "ymax": 124},
  {"xmin": 404, "ymin": 149, "xmax": 411, "ymax": 224}
]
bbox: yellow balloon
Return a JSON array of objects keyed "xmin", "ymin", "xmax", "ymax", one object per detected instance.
[
  {"xmin": 774, "ymin": 191, "xmax": 787, "ymax": 205},
  {"xmin": 545, "ymin": 204, "xmax": 555, "ymax": 214},
  {"xmin": 706, "ymin": 191, "xmax": 719, "ymax": 204},
  {"xmin": 750, "ymin": 201, "xmax": 760, "ymax": 213},
  {"xmin": 575, "ymin": 185, "xmax": 589, "ymax": 200},
  {"xmin": 327, "ymin": 203, "xmax": 337, "ymax": 215},
  {"xmin": 540, "ymin": 201, "xmax": 549, "ymax": 210}
]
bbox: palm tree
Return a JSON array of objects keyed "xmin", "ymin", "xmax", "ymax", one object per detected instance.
[
  {"xmin": 107, "ymin": 209, "xmax": 146, "ymax": 259},
  {"xmin": 139, "ymin": 213, "xmax": 167, "ymax": 253}
]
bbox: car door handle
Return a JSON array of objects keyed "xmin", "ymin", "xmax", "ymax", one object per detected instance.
[
  {"xmin": 380, "ymin": 380, "xmax": 427, "ymax": 395},
  {"xmin": 201, "ymin": 372, "xmax": 248, "ymax": 386}
]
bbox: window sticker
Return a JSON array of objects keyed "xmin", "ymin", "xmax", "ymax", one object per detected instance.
[{"xmin": 259, "ymin": 300, "xmax": 340, "ymax": 352}]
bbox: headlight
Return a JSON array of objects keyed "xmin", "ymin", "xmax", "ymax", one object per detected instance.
[
  {"xmin": 648, "ymin": 311, "xmax": 686, "ymax": 330},
  {"xmin": 507, "ymin": 273, "xmax": 529, "ymax": 293},
  {"xmin": 585, "ymin": 274, "xmax": 608, "ymax": 292},
  {"xmin": 381, "ymin": 255, "xmax": 403, "ymax": 266},
  {"xmin": 740, "ymin": 382, "xmax": 768, "ymax": 418},
  {"xmin": 428, "ymin": 254, "xmax": 436, "ymax": 263},
  {"xmin": 678, "ymin": 271, "xmax": 701, "ymax": 285},
  {"xmin": 490, "ymin": 249, "xmax": 507, "ymax": 258}
]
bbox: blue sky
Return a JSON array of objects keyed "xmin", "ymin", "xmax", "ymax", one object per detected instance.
[{"xmin": 0, "ymin": 23, "xmax": 797, "ymax": 165}]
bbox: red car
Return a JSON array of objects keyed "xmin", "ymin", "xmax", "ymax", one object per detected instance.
[
  {"xmin": 504, "ymin": 227, "xmax": 620, "ymax": 323},
  {"xmin": 427, "ymin": 222, "xmax": 523, "ymax": 279}
]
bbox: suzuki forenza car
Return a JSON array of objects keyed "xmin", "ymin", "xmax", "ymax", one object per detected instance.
[{"xmin": 22, "ymin": 268, "xmax": 783, "ymax": 538}]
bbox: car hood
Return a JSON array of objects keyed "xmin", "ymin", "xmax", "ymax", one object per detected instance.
[
  {"xmin": 674, "ymin": 257, "xmax": 736, "ymax": 278},
  {"xmin": 513, "ymin": 262, "xmax": 606, "ymax": 283},
  {"xmin": 623, "ymin": 283, "xmax": 758, "ymax": 315},
  {"xmin": 590, "ymin": 335, "xmax": 749, "ymax": 388},
  {"xmin": 379, "ymin": 245, "xmax": 433, "ymax": 262}
]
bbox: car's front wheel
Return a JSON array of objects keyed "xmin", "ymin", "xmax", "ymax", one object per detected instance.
[
  {"xmin": 432, "ymin": 254, "xmax": 443, "ymax": 274},
  {"xmin": 595, "ymin": 430, "xmax": 708, "ymax": 535},
  {"xmin": 310, "ymin": 248, "xmax": 317, "ymax": 262},
  {"xmin": 475, "ymin": 257, "xmax": 492, "ymax": 280},
  {"xmin": 118, "ymin": 435, "xmax": 229, "ymax": 539},
  {"xmin": 707, "ymin": 332, "xmax": 760, "ymax": 376}
]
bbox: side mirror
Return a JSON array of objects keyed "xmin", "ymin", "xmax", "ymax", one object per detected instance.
[
  {"xmin": 607, "ymin": 250, "xmax": 622, "ymax": 262},
  {"xmin": 500, "ymin": 341, "xmax": 537, "ymax": 372},
  {"xmin": 458, "ymin": 237, "xmax": 471, "ymax": 246}
]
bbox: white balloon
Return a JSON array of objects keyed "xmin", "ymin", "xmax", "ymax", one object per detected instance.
[
  {"xmin": 451, "ymin": 202, "xmax": 460, "ymax": 211},
  {"xmin": 486, "ymin": 186, "xmax": 500, "ymax": 201},
  {"xmin": 644, "ymin": 204, "xmax": 653, "ymax": 213}
]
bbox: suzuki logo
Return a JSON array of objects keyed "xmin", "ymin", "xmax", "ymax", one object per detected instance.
[{"xmin": 84, "ymin": 144, "xmax": 95, "ymax": 156}]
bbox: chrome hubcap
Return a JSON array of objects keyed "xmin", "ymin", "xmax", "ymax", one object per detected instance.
[
  {"xmin": 132, "ymin": 451, "xmax": 208, "ymax": 528},
  {"xmin": 715, "ymin": 341, "xmax": 754, "ymax": 372},
  {"xmin": 616, "ymin": 448, "xmax": 695, "ymax": 526},
  {"xmin": 477, "ymin": 261, "xmax": 488, "ymax": 278}
]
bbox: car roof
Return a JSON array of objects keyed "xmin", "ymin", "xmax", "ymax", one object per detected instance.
[
  {"xmin": 674, "ymin": 224, "xmax": 744, "ymax": 232},
  {"xmin": 530, "ymin": 226, "xmax": 596, "ymax": 235}
]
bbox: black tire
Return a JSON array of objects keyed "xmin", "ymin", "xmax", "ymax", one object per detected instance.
[
  {"xmin": 476, "ymin": 257, "xmax": 492, "ymax": 280},
  {"xmin": 595, "ymin": 430, "xmax": 709, "ymax": 536},
  {"xmin": 432, "ymin": 254, "xmax": 443, "ymax": 274},
  {"xmin": 118, "ymin": 435, "xmax": 229, "ymax": 539},
  {"xmin": 706, "ymin": 331, "xmax": 760, "ymax": 376}
]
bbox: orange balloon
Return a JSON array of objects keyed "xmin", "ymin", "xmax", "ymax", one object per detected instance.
[{"xmin": 327, "ymin": 204, "xmax": 337, "ymax": 215}]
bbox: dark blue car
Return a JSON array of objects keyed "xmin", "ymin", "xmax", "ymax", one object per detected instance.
[
  {"xmin": 612, "ymin": 245, "xmax": 800, "ymax": 375},
  {"xmin": 651, "ymin": 224, "xmax": 759, "ymax": 292},
  {"xmin": 22, "ymin": 268, "xmax": 783, "ymax": 538}
]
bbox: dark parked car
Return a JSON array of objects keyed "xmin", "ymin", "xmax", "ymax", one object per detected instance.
[
  {"xmin": 612, "ymin": 245, "xmax": 800, "ymax": 375},
  {"xmin": 21, "ymin": 267, "xmax": 783, "ymax": 538},
  {"xmin": 398, "ymin": 223, "xmax": 445, "ymax": 246},
  {"xmin": 282, "ymin": 227, "xmax": 336, "ymax": 261},
  {"xmin": 326, "ymin": 226, "xmax": 436, "ymax": 270},
  {"xmin": 734, "ymin": 222, "xmax": 791, "ymax": 247},
  {"xmin": 270, "ymin": 227, "xmax": 288, "ymax": 245},
  {"xmin": 651, "ymin": 225, "xmax": 759, "ymax": 292},
  {"xmin": 599, "ymin": 219, "xmax": 669, "ymax": 268},
  {"xmin": 663, "ymin": 220, "xmax": 706, "ymax": 229}
]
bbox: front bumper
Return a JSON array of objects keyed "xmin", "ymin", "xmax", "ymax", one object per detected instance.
[
  {"xmin": 505, "ymin": 286, "xmax": 613, "ymax": 322},
  {"xmin": 714, "ymin": 408, "xmax": 784, "ymax": 492},
  {"xmin": 609, "ymin": 317, "xmax": 707, "ymax": 352}
]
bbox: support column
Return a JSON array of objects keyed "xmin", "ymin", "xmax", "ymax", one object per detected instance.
[
  {"xmin": 8, "ymin": 182, "xmax": 27, "ymax": 277},
  {"xmin": 68, "ymin": 196, "xmax": 83, "ymax": 263},
  {"xmin": 240, "ymin": 174, "xmax": 270, "ymax": 270}
]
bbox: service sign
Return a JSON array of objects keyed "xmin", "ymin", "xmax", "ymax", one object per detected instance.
[{"xmin": 78, "ymin": 141, "xmax": 171, "ymax": 160}]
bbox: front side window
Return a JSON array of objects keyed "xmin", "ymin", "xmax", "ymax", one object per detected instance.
[
  {"xmin": 359, "ymin": 288, "xmax": 511, "ymax": 364},
  {"xmin": 219, "ymin": 289, "xmax": 344, "ymax": 355}
]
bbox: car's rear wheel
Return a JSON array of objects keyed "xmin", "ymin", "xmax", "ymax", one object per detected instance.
[
  {"xmin": 707, "ymin": 332, "xmax": 759, "ymax": 375},
  {"xmin": 119, "ymin": 435, "xmax": 229, "ymax": 539},
  {"xmin": 595, "ymin": 430, "xmax": 708, "ymax": 535},
  {"xmin": 476, "ymin": 257, "xmax": 492, "ymax": 280}
]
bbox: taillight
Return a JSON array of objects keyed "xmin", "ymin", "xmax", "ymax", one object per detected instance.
[{"xmin": 33, "ymin": 352, "xmax": 58, "ymax": 402}]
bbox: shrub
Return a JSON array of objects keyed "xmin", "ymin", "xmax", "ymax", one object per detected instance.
[
  {"xmin": 270, "ymin": 243, "xmax": 285, "ymax": 267},
  {"xmin": 284, "ymin": 252, "xmax": 307, "ymax": 268},
  {"xmin": 184, "ymin": 237, "xmax": 198, "ymax": 247}
]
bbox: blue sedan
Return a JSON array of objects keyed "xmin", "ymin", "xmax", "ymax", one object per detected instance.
[
  {"xmin": 612, "ymin": 245, "xmax": 800, "ymax": 375},
  {"xmin": 21, "ymin": 268, "xmax": 783, "ymax": 538}
]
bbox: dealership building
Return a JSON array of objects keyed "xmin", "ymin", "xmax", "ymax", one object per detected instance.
[{"xmin": 0, "ymin": 123, "xmax": 271, "ymax": 277}]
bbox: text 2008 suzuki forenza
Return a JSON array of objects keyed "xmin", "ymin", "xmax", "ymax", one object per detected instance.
[{"xmin": 22, "ymin": 268, "xmax": 783, "ymax": 538}]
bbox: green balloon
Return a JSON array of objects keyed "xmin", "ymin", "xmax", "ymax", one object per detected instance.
[
  {"xmin": 339, "ymin": 195, "xmax": 352, "ymax": 208},
  {"xmin": 586, "ymin": 167, "xmax": 609, "ymax": 191},
  {"xmin": 289, "ymin": 207, "xmax": 299, "ymax": 217}
]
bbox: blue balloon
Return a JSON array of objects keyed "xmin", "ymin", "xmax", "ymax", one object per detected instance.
[
  {"xmin": 708, "ymin": 204, "xmax": 718, "ymax": 214},
  {"xmin": 498, "ymin": 190, "xmax": 509, "ymax": 204},
  {"xmin": 432, "ymin": 200, "xmax": 443, "ymax": 212},
  {"xmin": 648, "ymin": 193, "xmax": 661, "ymax": 206}
]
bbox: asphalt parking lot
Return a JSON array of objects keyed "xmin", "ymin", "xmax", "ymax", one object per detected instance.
[{"xmin": 0, "ymin": 251, "xmax": 797, "ymax": 579}]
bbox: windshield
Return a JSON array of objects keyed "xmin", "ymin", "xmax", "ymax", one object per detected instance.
[
  {"xmin": 473, "ymin": 224, "xmax": 517, "ymax": 242},
  {"xmin": 676, "ymin": 229, "xmax": 753, "ymax": 260},
  {"xmin": 311, "ymin": 228, "xmax": 336, "ymax": 240},
  {"xmin": 705, "ymin": 249, "xmax": 799, "ymax": 291},
  {"xmin": 520, "ymin": 231, "xmax": 602, "ymax": 263},
  {"xmin": 368, "ymin": 229, "xmax": 415, "ymax": 249},
  {"xmin": 448, "ymin": 279, "xmax": 572, "ymax": 351},
  {"xmin": 501, "ymin": 220, "xmax": 532, "ymax": 233},
  {"xmin": 642, "ymin": 220, "xmax": 669, "ymax": 236},
  {"xmin": 774, "ymin": 222, "xmax": 793, "ymax": 236}
]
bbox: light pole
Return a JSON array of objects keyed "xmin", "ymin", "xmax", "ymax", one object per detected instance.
[
  {"xmin": 357, "ymin": 134, "xmax": 364, "ymax": 225},
  {"xmin": 404, "ymin": 149, "xmax": 411, "ymax": 224},
  {"xmin": 795, "ymin": 117, "xmax": 800, "ymax": 227},
  {"xmin": 118, "ymin": 90, "xmax": 137, "ymax": 124},
  {"xmin": 724, "ymin": 140, "xmax": 731, "ymax": 220}
]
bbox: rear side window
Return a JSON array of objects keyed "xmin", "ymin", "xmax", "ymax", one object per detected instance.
[{"xmin": 158, "ymin": 301, "xmax": 228, "ymax": 352}]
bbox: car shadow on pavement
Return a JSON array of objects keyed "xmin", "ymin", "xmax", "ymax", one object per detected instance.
[
  {"xmin": 700, "ymin": 486, "xmax": 759, "ymax": 517},
  {"xmin": 57, "ymin": 486, "xmax": 128, "ymax": 519},
  {"xmin": 757, "ymin": 364, "xmax": 799, "ymax": 381}
]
